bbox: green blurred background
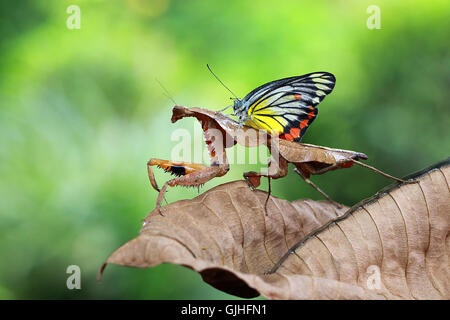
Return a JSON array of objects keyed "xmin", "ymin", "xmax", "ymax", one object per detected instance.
[{"xmin": 0, "ymin": 0, "xmax": 448, "ymax": 299}]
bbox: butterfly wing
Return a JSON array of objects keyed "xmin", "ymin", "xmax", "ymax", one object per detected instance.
[{"xmin": 242, "ymin": 72, "xmax": 336, "ymax": 142}]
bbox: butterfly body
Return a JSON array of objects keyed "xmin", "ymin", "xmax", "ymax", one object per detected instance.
[{"xmin": 232, "ymin": 72, "xmax": 336, "ymax": 142}]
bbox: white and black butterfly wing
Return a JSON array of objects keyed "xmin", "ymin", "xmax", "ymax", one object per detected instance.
[{"xmin": 241, "ymin": 72, "xmax": 336, "ymax": 142}]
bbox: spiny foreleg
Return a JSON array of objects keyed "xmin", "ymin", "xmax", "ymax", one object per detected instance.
[{"xmin": 147, "ymin": 158, "xmax": 229, "ymax": 214}]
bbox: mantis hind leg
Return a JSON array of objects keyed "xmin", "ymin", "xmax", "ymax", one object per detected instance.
[
  {"xmin": 243, "ymin": 156, "xmax": 288, "ymax": 188},
  {"xmin": 293, "ymin": 166, "xmax": 343, "ymax": 209},
  {"xmin": 243, "ymin": 157, "xmax": 288, "ymax": 215}
]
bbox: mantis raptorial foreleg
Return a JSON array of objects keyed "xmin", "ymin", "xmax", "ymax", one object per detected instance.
[{"xmin": 147, "ymin": 158, "xmax": 229, "ymax": 214}]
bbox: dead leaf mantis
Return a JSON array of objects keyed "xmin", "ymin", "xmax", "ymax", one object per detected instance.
[{"xmin": 147, "ymin": 106, "xmax": 412, "ymax": 213}]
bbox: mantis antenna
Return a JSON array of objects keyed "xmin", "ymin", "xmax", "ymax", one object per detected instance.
[{"xmin": 155, "ymin": 78, "xmax": 177, "ymax": 105}]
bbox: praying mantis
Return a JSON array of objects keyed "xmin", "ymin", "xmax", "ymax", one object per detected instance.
[{"xmin": 147, "ymin": 106, "xmax": 411, "ymax": 213}]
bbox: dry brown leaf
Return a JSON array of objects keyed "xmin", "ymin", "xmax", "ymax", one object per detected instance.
[{"xmin": 100, "ymin": 158, "xmax": 450, "ymax": 300}]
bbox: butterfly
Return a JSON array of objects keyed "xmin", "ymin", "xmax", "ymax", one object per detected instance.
[{"xmin": 231, "ymin": 72, "xmax": 336, "ymax": 142}]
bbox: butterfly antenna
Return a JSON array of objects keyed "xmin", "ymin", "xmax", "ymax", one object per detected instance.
[
  {"xmin": 206, "ymin": 64, "xmax": 239, "ymax": 100},
  {"xmin": 155, "ymin": 78, "xmax": 177, "ymax": 105}
]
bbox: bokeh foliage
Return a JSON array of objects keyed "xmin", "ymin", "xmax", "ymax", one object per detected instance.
[{"xmin": 0, "ymin": 0, "xmax": 448, "ymax": 299}]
